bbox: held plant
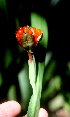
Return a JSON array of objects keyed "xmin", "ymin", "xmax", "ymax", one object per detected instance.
[{"xmin": 16, "ymin": 26, "xmax": 45, "ymax": 117}]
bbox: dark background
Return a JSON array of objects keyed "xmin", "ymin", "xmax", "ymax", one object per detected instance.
[{"xmin": 0, "ymin": 0, "xmax": 70, "ymax": 116}]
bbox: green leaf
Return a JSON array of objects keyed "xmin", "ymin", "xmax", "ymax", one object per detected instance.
[
  {"xmin": 31, "ymin": 12, "xmax": 48, "ymax": 48},
  {"xmin": 27, "ymin": 94, "xmax": 40, "ymax": 117},
  {"xmin": 4, "ymin": 48, "xmax": 13, "ymax": 69},
  {"xmin": 42, "ymin": 75, "xmax": 62, "ymax": 100},
  {"xmin": 18, "ymin": 62, "xmax": 32, "ymax": 110},
  {"xmin": 48, "ymin": 94, "xmax": 65, "ymax": 111},
  {"xmin": 36, "ymin": 62, "xmax": 45, "ymax": 98},
  {"xmin": 43, "ymin": 60, "xmax": 57, "ymax": 83},
  {"xmin": 27, "ymin": 58, "xmax": 45, "ymax": 117},
  {"xmin": 7, "ymin": 85, "xmax": 17, "ymax": 101},
  {"xmin": 28, "ymin": 55, "xmax": 36, "ymax": 92},
  {"xmin": 0, "ymin": 0, "xmax": 7, "ymax": 16}
]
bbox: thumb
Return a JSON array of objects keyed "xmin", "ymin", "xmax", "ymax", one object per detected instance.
[{"xmin": 38, "ymin": 108, "xmax": 48, "ymax": 117}]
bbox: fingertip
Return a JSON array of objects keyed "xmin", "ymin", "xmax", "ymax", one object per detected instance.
[
  {"xmin": 10, "ymin": 100, "xmax": 21, "ymax": 114},
  {"xmin": 38, "ymin": 108, "xmax": 48, "ymax": 117},
  {"xmin": 0, "ymin": 100, "xmax": 21, "ymax": 117}
]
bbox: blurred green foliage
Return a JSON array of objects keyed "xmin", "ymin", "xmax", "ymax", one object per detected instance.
[
  {"xmin": 0, "ymin": 0, "xmax": 70, "ymax": 116},
  {"xmin": 31, "ymin": 12, "xmax": 48, "ymax": 48}
]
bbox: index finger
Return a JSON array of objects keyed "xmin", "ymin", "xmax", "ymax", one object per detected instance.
[{"xmin": 0, "ymin": 100, "xmax": 21, "ymax": 117}]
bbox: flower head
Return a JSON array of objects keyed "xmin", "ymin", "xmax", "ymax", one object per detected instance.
[{"xmin": 16, "ymin": 26, "xmax": 43, "ymax": 52}]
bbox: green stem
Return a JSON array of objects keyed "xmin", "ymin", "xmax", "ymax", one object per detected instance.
[
  {"xmin": 28, "ymin": 55, "xmax": 36, "ymax": 93},
  {"xmin": 27, "ymin": 54, "xmax": 45, "ymax": 117},
  {"xmin": 36, "ymin": 61, "xmax": 45, "ymax": 98}
]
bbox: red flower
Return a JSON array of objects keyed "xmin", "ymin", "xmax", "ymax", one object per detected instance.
[{"xmin": 16, "ymin": 25, "xmax": 43, "ymax": 52}]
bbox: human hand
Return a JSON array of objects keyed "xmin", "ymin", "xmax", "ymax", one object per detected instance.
[
  {"xmin": 0, "ymin": 100, "xmax": 21, "ymax": 117},
  {"xmin": 0, "ymin": 100, "xmax": 48, "ymax": 117}
]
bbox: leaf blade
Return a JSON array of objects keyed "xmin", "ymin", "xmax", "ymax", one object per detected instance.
[
  {"xmin": 27, "ymin": 94, "xmax": 40, "ymax": 117},
  {"xmin": 31, "ymin": 12, "xmax": 48, "ymax": 48}
]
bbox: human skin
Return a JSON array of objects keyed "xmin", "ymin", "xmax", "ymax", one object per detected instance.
[
  {"xmin": 0, "ymin": 101, "xmax": 21, "ymax": 117},
  {"xmin": 0, "ymin": 101, "xmax": 48, "ymax": 117}
]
